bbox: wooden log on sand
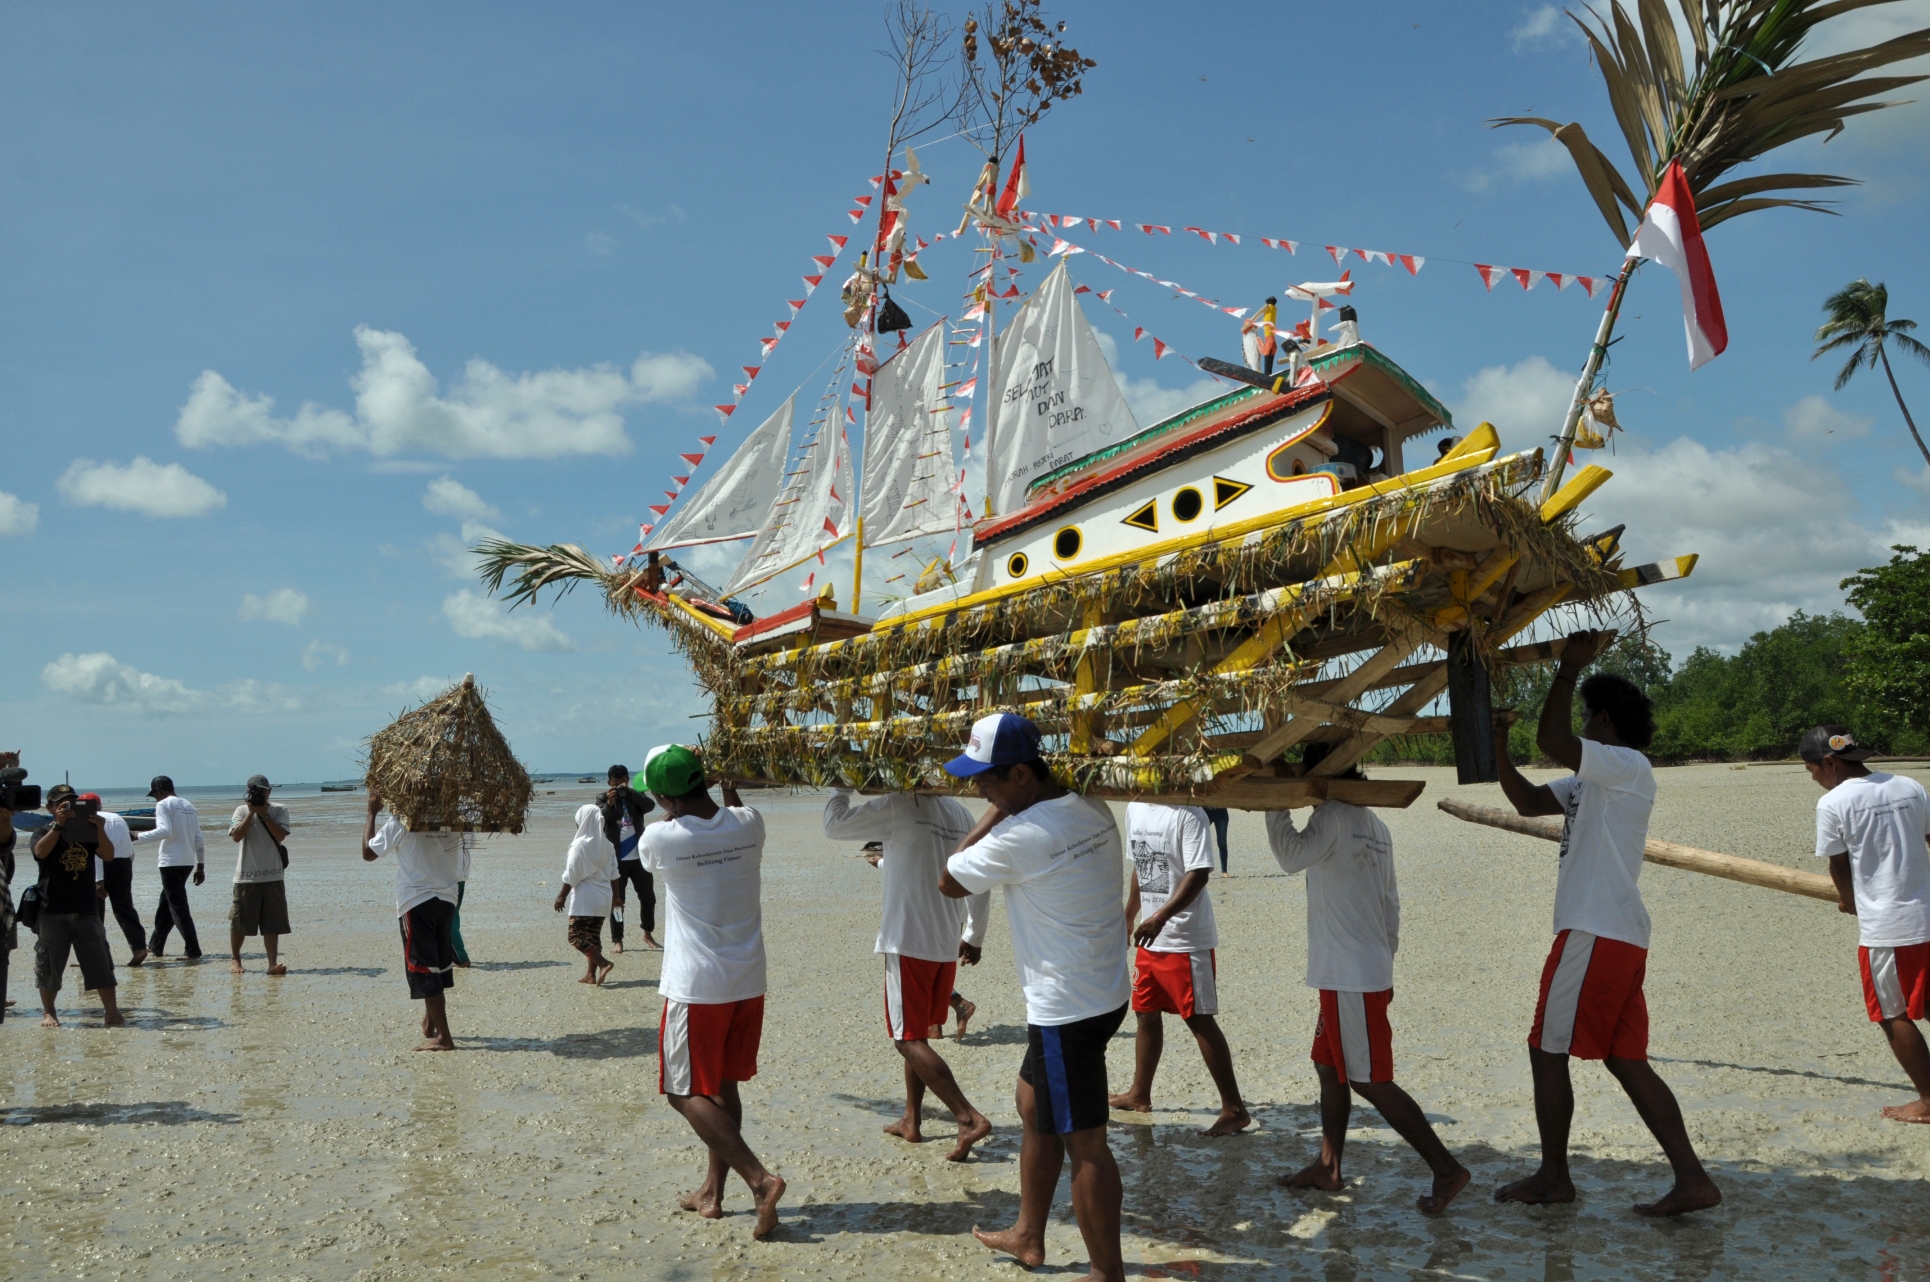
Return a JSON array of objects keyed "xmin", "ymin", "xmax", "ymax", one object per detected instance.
[{"xmin": 1438, "ymin": 798, "xmax": 1838, "ymax": 903}]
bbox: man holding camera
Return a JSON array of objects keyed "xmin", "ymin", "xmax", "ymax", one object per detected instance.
[
  {"xmin": 229, "ymin": 774, "xmax": 292, "ymax": 975},
  {"xmin": 32, "ymin": 783, "xmax": 125, "ymax": 1027},
  {"xmin": 1, "ymin": 751, "xmax": 22, "ymax": 1021},
  {"xmin": 134, "ymin": 774, "xmax": 207, "ymax": 960}
]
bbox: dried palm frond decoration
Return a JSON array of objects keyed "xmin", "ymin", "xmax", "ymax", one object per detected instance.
[
  {"xmin": 1494, "ymin": 0, "xmax": 1930, "ymax": 498},
  {"xmin": 363, "ymin": 673, "xmax": 532, "ymax": 833}
]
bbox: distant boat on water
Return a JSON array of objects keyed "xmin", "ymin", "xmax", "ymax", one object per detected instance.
[{"xmin": 321, "ymin": 782, "xmax": 359, "ymax": 792}]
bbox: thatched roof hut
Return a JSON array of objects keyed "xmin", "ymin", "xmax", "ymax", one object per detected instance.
[{"xmin": 363, "ymin": 673, "xmax": 531, "ymax": 833}]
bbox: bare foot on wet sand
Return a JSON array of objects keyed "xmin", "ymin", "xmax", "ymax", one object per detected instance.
[
  {"xmin": 1881, "ymin": 1098, "xmax": 1930, "ymax": 1124},
  {"xmin": 1494, "ymin": 1169, "xmax": 1576, "ymax": 1205},
  {"xmin": 972, "ymin": 1225, "xmax": 1045, "ymax": 1268},
  {"xmin": 230, "ymin": 960, "xmax": 246, "ymax": 974},
  {"xmin": 1203, "ymin": 1106, "xmax": 1251, "ymax": 1136},
  {"xmin": 267, "ymin": 964, "xmax": 287, "ymax": 977},
  {"xmin": 40, "ymin": 1012, "xmax": 59, "ymax": 1028},
  {"xmin": 752, "ymin": 1175, "xmax": 785, "ymax": 1239},
  {"xmin": 577, "ymin": 974, "xmax": 598, "ymax": 985},
  {"xmin": 594, "ymin": 958, "xmax": 616, "ymax": 985},
  {"xmin": 947, "ymin": 1113, "xmax": 992, "ymax": 1161},
  {"xmin": 1280, "ymin": 1158, "xmax": 1344, "ymax": 1191},
  {"xmin": 1418, "ymin": 1165, "xmax": 1472, "ymax": 1215},
  {"xmin": 611, "ymin": 941, "xmax": 624, "ymax": 955},
  {"xmin": 104, "ymin": 1012, "xmax": 127, "ymax": 1028},
  {"xmin": 1107, "ymin": 1092, "xmax": 1151, "ymax": 1113},
  {"xmin": 884, "ymin": 1116, "xmax": 927, "ymax": 1144},
  {"xmin": 1633, "ymin": 1176, "xmax": 1723, "ymax": 1216},
  {"xmin": 413, "ymin": 1037, "xmax": 457, "ymax": 1052},
  {"xmin": 129, "ymin": 949, "xmax": 148, "ymax": 967},
  {"xmin": 953, "ymin": 998, "xmax": 975, "ymax": 1038},
  {"xmin": 677, "ymin": 1188, "xmax": 723, "ymax": 1220}
]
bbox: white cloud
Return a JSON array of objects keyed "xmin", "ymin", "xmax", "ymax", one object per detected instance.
[
  {"xmin": 431, "ymin": 520, "xmax": 509, "ymax": 578},
  {"xmin": 301, "ymin": 639, "xmax": 351, "ymax": 672},
  {"xmin": 441, "ymin": 589, "xmax": 574, "ymax": 651},
  {"xmin": 40, "ymin": 652, "xmax": 300, "ymax": 715},
  {"xmin": 238, "ymin": 587, "xmax": 311, "ymax": 625},
  {"xmin": 0, "ymin": 491, "xmax": 39, "ymax": 536},
  {"xmin": 584, "ymin": 231, "xmax": 616, "ymax": 256},
  {"xmin": 1092, "ymin": 328, "xmax": 1226, "ymax": 426},
  {"xmin": 422, "ymin": 475, "xmax": 499, "ymax": 521},
  {"xmin": 616, "ymin": 202, "xmax": 687, "ymax": 230},
  {"xmin": 176, "ymin": 325, "xmax": 713, "ymax": 460},
  {"xmin": 383, "ymin": 675, "xmax": 458, "ymax": 703},
  {"xmin": 1783, "ymin": 394, "xmax": 1872, "ymax": 441},
  {"xmin": 1510, "ymin": 5, "xmax": 1568, "ymax": 49},
  {"xmin": 1451, "ymin": 354, "xmax": 1575, "ymax": 445},
  {"xmin": 1897, "ymin": 462, "xmax": 1930, "ymax": 494},
  {"xmin": 1573, "ymin": 436, "xmax": 1930, "ymax": 653},
  {"xmin": 1463, "ymin": 138, "xmax": 1571, "ymax": 192},
  {"xmin": 58, "ymin": 456, "xmax": 227, "ymax": 518}
]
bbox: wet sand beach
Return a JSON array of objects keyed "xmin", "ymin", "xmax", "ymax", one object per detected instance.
[{"xmin": 4, "ymin": 763, "xmax": 1927, "ymax": 1280}]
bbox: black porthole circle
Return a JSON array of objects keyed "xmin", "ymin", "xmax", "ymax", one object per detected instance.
[
  {"xmin": 1172, "ymin": 486, "xmax": 1204, "ymax": 522},
  {"xmin": 1007, "ymin": 551, "xmax": 1029, "ymax": 579},
  {"xmin": 1053, "ymin": 526, "xmax": 1083, "ymax": 561}
]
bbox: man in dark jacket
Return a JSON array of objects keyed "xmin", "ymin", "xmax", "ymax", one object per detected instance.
[{"xmin": 602, "ymin": 765, "xmax": 658, "ymax": 953}]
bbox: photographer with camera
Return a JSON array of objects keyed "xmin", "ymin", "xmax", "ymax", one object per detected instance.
[
  {"xmin": 228, "ymin": 774, "xmax": 292, "ymax": 975},
  {"xmin": 32, "ymin": 783, "xmax": 125, "ymax": 1027},
  {"xmin": 134, "ymin": 774, "xmax": 206, "ymax": 960}
]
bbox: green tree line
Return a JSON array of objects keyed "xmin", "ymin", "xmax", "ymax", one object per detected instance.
[{"xmin": 1370, "ymin": 545, "xmax": 1930, "ymax": 766}]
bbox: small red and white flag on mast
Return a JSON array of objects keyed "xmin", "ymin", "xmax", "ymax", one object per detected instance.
[
  {"xmin": 995, "ymin": 134, "xmax": 1028, "ymax": 219},
  {"xmin": 1627, "ymin": 160, "xmax": 1728, "ymax": 369}
]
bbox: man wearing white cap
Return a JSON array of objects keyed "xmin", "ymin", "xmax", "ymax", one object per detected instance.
[
  {"xmin": 1804, "ymin": 724, "xmax": 1930, "ymax": 1124},
  {"xmin": 939, "ymin": 712, "xmax": 1130, "ymax": 1282}
]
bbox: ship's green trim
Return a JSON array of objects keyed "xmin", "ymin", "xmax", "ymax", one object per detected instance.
[
  {"xmin": 1027, "ymin": 386, "xmax": 1265, "ymax": 495},
  {"xmin": 1025, "ymin": 345, "xmax": 1451, "ymax": 499}
]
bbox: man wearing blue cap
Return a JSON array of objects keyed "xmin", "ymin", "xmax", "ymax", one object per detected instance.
[
  {"xmin": 939, "ymin": 712, "xmax": 1130, "ymax": 1282},
  {"xmin": 636, "ymin": 744, "xmax": 785, "ymax": 1240}
]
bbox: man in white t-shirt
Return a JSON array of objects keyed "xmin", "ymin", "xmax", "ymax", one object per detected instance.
[
  {"xmin": 1493, "ymin": 632, "xmax": 1720, "ymax": 1215},
  {"xmin": 1803, "ymin": 724, "xmax": 1930, "ymax": 1124},
  {"xmin": 825, "ymin": 789, "xmax": 993, "ymax": 1160},
  {"xmin": 1265, "ymin": 744, "xmax": 1468, "ymax": 1215},
  {"xmin": 360, "ymin": 791, "xmax": 463, "ymax": 1052},
  {"xmin": 1107, "ymin": 802, "xmax": 1249, "ymax": 1137},
  {"xmin": 939, "ymin": 713, "xmax": 1130, "ymax": 1282},
  {"xmin": 638, "ymin": 744, "xmax": 785, "ymax": 1240},
  {"xmin": 84, "ymin": 794, "xmax": 148, "ymax": 965},
  {"xmin": 135, "ymin": 775, "xmax": 206, "ymax": 960}
]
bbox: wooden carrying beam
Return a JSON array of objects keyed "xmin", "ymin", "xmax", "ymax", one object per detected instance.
[
  {"xmin": 1438, "ymin": 799, "xmax": 1837, "ymax": 902},
  {"xmin": 1128, "ymin": 777, "xmax": 1427, "ymax": 811}
]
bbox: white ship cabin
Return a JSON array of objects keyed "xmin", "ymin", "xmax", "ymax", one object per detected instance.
[{"xmin": 873, "ymin": 311, "xmax": 1458, "ymax": 623}]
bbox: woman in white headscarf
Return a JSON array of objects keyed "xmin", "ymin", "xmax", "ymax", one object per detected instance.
[{"xmin": 552, "ymin": 803, "xmax": 618, "ymax": 985}]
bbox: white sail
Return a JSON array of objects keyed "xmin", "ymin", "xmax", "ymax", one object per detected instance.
[
  {"xmin": 985, "ymin": 259, "xmax": 1140, "ymax": 517},
  {"xmin": 723, "ymin": 411, "xmax": 856, "ymax": 597},
  {"xmin": 645, "ymin": 395, "xmax": 795, "ymax": 552},
  {"xmin": 860, "ymin": 323, "xmax": 957, "ymax": 549}
]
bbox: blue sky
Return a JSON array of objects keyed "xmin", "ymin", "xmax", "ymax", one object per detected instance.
[{"xmin": 4, "ymin": 1, "xmax": 1927, "ymax": 787}]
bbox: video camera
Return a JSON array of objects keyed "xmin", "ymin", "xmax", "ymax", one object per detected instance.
[{"xmin": 0, "ymin": 766, "xmax": 41, "ymax": 812}]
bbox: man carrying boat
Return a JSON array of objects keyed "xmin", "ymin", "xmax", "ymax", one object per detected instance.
[
  {"xmin": 1491, "ymin": 632, "xmax": 1722, "ymax": 1215},
  {"xmin": 1803, "ymin": 725, "xmax": 1930, "ymax": 1124},
  {"xmin": 940, "ymin": 713, "xmax": 1130, "ymax": 1282},
  {"xmin": 823, "ymin": 788, "xmax": 994, "ymax": 1160}
]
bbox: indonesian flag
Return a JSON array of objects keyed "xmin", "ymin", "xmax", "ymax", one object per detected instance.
[
  {"xmin": 995, "ymin": 134, "xmax": 1028, "ymax": 219},
  {"xmin": 1627, "ymin": 160, "xmax": 1728, "ymax": 369}
]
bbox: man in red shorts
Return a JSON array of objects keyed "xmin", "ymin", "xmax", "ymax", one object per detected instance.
[
  {"xmin": 1266, "ymin": 743, "xmax": 1468, "ymax": 1214},
  {"xmin": 1804, "ymin": 724, "xmax": 1930, "ymax": 1124},
  {"xmin": 1107, "ymin": 802, "xmax": 1249, "ymax": 1136},
  {"xmin": 638, "ymin": 744, "xmax": 785, "ymax": 1239},
  {"xmin": 824, "ymin": 788, "xmax": 993, "ymax": 1159},
  {"xmin": 1493, "ymin": 631, "xmax": 1721, "ymax": 1215}
]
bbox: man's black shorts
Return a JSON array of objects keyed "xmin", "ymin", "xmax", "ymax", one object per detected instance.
[
  {"xmin": 1018, "ymin": 1002, "xmax": 1129, "ymax": 1134},
  {"xmin": 399, "ymin": 898, "xmax": 457, "ymax": 1000}
]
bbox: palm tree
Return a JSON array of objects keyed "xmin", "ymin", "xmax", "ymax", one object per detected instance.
[
  {"xmin": 1494, "ymin": 0, "xmax": 1930, "ymax": 498},
  {"xmin": 1814, "ymin": 278, "xmax": 1930, "ymax": 470}
]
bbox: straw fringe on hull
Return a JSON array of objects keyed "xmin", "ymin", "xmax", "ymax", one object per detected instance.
[
  {"xmin": 476, "ymin": 442, "xmax": 1676, "ymax": 808},
  {"xmin": 363, "ymin": 673, "xmax": 533, "ymax": 833}
]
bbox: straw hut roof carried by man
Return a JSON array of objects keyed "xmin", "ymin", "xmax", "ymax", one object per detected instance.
[{"xmin": 363, "ymin": 673, "xmax": 532, "ymax": 833}]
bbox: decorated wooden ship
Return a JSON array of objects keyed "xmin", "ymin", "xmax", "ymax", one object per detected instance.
[{"xmin": 480, "ymin": 197, "xmax": 1695, "ymax": 812}]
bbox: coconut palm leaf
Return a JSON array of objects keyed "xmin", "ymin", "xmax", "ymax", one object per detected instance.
[
  {"xmin": 474, "ymin": 537, "xmax": 614, "ymax": 610},
  {"xmin": 1497, "ymin": 0, "xmax": 1930, "ymax": 246}
]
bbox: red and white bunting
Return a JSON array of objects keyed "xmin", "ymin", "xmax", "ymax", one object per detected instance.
[
  {"xmin": 1185, "ymin": 227, "xmax": 1217, "ymax": 244},
  {"xmin": 1474, "ymin": 263, "xmax": 1505, "ymax": 290},
  {"xmin": 1511, "ymin": 268, "xmax": 1543, "ymax": 291},
  {"xmin": 678, "ymin": 451, "xmax": 705, "ymax": 467},
  {"xmin": 1326, "ymin": 245, "xmax": 1351, "ymax": 268},
  {"xmin": 1260, "ymin": 237, "xmax": 1299, "ymax": 252},
  {"xmin": 826, "ymin": 235, "xmax": 848, "ymax": 251},
  {"xmin": 1138, "ymin": 223, "xmax": 1170, "ymax": 235},
  {"xmin": 1397, "ymin": 254, "xmax": 1424, "ymax": 275}
]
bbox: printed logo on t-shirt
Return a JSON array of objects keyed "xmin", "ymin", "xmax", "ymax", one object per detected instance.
[
  {"xmin": 1130, "ymin": 837, "xmax": 1171, "ymax": 894},
  {"xmin": 1557, "ymin": 786, "xmax": 1581, "ymax": 860}
]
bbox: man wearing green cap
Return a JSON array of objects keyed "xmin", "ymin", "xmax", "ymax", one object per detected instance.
[{"xmin": 637, "ymin": 744, "xmax": 785, "ymax": 1239}]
